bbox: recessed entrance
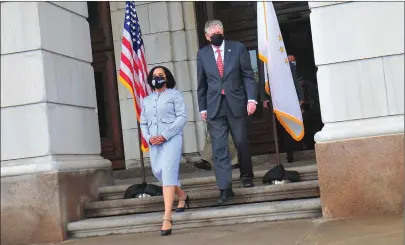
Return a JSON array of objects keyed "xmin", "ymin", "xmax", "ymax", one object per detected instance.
[
  {"xmin": 87, "ymin": 2, "xmax": 126, "ymax": 170},
  {"xmin": 195, "ymin": 1, "xmax": 323, "ymax": 156}
]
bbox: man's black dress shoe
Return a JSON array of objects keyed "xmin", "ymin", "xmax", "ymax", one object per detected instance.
[
  {"xmin": 193, "ymin": 160, "xmax": 211, "ymax": 170},
  {"xmin": 215, "ymin": 189, "xmax": 235, "ymax": 206},
  {"xmin": 242, "ymin": 180, "xmax": 254, "ymax": 188}
]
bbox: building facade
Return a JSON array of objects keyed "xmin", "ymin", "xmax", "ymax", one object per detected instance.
[{"xmin": 1, "ymin": 1, "xmax": 404, "ymax": 245}]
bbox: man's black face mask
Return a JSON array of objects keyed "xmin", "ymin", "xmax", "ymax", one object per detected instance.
[{"xmin": 210, "ymin": 34, "xmax": 224, "ymax": 46}]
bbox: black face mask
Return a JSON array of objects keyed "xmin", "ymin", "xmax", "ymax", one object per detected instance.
[
  {"xmin": 152, "ymin": 76, "xmax": 167, "ymax": 89},
  {"xmin": 210, "ymin": 34, "xmax": 224, "ymax": 46}
]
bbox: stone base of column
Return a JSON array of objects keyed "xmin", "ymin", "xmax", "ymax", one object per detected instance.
[
  {"xmin": 315, "ymin": 133, "xmax": 404, "ymax": 218},
  {"xmin": 1, "ymin": 156, "xmax": 112, "ymax": 245}
]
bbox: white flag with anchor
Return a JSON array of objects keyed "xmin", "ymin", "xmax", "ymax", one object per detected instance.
[{"xmin": 257, "ymin": 1, "xmax": 304, "ymax": 141}]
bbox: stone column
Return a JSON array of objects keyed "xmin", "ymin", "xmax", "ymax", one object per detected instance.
[
  {"xmin": 111, "ymin": 1, "xmax": 203, "ymax": 168},
  {"xmin": 1, "ymin": 2, "xmax": 112, "ymax": 245},
  {"xmin": 309, "ymin": 2, "xmax": 404, "ymax": 218}
]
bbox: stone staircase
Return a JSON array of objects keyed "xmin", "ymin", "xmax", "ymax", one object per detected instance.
[{"xmin": 67, "ymin": 158, "xmax": 322, "ymax": 239}]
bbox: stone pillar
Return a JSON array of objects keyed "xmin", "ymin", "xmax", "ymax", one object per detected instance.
[
  {"xmin": 110, "ymin": 1, "xmax": 203, "ymax": 168},
  {"xmin": 309, "ymin": 2, "xmax": 404, "ymax": 218},
  {"xmin": 1, "ymin": 2, "xmax": 112, "ymax": 245}
]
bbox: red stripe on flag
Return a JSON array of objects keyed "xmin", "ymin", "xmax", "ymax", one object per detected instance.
[
  {"xmin": 122, "ymin": 38, "xmax": 134, "ymax": 59},
  {"xmin": 121, "ymin": 55, "xmax": 135, "ymax": 77},
  {"xmin": 132, "ymin": 59, "xmax": 140, "ymax": 76},
  {"xmin": 119, "ymin": 70, "xmax": 135, "ymax": 92},
  {"xmin": 140, "ymin": 50, "xmax": 148, "ymax": 75}
]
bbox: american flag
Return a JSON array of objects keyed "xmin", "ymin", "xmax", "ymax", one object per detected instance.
[{"xmin": 119, "ymin": 1, "xmax": 152, "ymax": 152}]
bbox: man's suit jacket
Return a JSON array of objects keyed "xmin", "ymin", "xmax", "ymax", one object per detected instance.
[
  {"xmin": 259, "ymin": 61, "xmax": 304, "ymax": 103},
  {"xmin": 197, "ymin": 40, "xmax": 257, "ymax": 119}
]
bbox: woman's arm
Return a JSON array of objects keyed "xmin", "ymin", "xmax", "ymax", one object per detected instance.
[
  {"xmin": 139, "ymin": 99, "xmax": 151, "ymax": 144},
  {"xmin": 161, "ymin": 90, "xmax": 187, "ymax": 141}
]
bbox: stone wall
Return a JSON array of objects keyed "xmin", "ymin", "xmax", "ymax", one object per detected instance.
[{"xmin": 109, "ymin": 1, "xmax": 206, "ymax": 168}]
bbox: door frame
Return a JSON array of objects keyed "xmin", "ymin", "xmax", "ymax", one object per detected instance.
[{"xmin": 88, "ymin": 2, "xmax": 126, "ymax": 169}]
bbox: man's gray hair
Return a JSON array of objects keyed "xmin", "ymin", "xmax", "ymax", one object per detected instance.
[{"xmin": 204, "ymin": 20, "xmax": 224, "ymax": 34}]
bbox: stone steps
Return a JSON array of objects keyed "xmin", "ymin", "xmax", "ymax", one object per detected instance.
[
  {"xmin": 68, "ymin": 198, "xmax": 322, "ymax": 239},
  {"xmin": 86, "ymin": 180, "xmax": 320, "ymax": 218},
  {"xmin": 100, "ymin": 162, "xmax": 318, "ymax": 200},
  {"xmin": 112, "ymin": 150, "xmax": 317, "ymax": 181}
]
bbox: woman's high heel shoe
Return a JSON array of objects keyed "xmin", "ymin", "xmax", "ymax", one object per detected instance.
[
  {"xmin": 175, "ymin": 195, "xmax": 190, "ymax": 212},
  {"xmin": 160, "ymin": 219, "xmax": 172, "ymax": 236}
]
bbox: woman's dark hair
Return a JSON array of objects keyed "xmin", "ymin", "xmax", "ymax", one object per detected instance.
[{"xmin": 147, "ymin": 66, "xmax": 176, "ymax": 90}]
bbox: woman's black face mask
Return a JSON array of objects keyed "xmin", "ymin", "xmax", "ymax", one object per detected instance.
[{"xmin": 152, "ymin": 76, "xmax": 167, "ymax": 89}]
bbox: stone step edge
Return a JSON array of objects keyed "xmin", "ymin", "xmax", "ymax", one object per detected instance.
[
  {"xmin": 102, "ymin": 172, "xmax": 318, "ymax": 201},
  {"xmin": 87, "ymin": 180, "xmax": 319, "ymax": 209},
  {"xmin": 113, "ymin": 160, "xmax": 316, "ymax": 185},
  {"xmin": 100, "ymin": 164, "xmax": 318, "ymax": 197},
  {"xmin": 85, "ymin": 188, "xmax": 319, "ymax": 218},
  {"xmin": 86, "ymin": 180, "xmax": 319, "ymax": 217},
  {"xmin": 68, "ymin": 198, "xmax": 322, "ymax": 238},
  {"xmin": 113, "ymin": 152, "xmax": 316, "ymax": 182}
]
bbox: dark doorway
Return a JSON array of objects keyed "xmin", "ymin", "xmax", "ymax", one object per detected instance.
[
  {"xmin": 87, "ymin": 2, "xmax": 126, "ymax": 169},
  {"xmin": 195, "ymin": 1, "xmax": 322, "ymax": 155}
]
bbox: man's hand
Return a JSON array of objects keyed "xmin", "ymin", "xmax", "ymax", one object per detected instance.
[
  {"xmin": 201, "ymin": 111, "xmax": 207, "ymax": 121},
  {"xmin": 263, "ymin": 100, "xmax": 270, "ymax": 109},
  {"xmin": 247, "ymin": 102, "xmax": 257, "ymax": 115}
]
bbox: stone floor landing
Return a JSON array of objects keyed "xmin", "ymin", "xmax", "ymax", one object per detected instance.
[{"xmin": 57, "ymin": 214, "xmax": 403, "ymax": 245}]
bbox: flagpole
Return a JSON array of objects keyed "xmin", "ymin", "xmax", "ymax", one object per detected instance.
[
  {"xmin": 136, "ymin": 121, "xmax": 146, "ymax": 183},
  {"xmin": 270, "ymin": 107, "xmax": 281, "ymax": 166},
  {"xmin": 264, "ymin": 73, "xmax": 281, "ymax": 166}
]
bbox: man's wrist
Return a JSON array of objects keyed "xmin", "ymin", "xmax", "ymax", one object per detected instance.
[
  {"xmin": 200, "ymin": 110, "xmax": 207, "ymax": 114},
  {"xmin": 248, "ymin": 100, "xmax": 257, "ymax": 104}
]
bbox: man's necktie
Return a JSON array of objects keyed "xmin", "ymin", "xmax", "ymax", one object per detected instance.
[{"xmin": 216, "ymin": 48, "xmax": 225, "ymax": 95}]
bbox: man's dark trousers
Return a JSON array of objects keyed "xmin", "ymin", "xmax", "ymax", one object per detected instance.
[{"xmin": 208, "ymin": 96, "xmax": 254, "ymax": 190}]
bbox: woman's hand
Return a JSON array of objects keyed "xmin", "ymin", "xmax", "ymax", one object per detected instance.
[
  {"xmin": 155, "ymin": 136, "xmax": 166, "ymax": 145},
  {"xmin": 150, "ymin": 136, "xmax": 166, "ymax": 145},
  {"xmin": 149, "ymin": 137, "xmax": 158, "ymax": 145}
]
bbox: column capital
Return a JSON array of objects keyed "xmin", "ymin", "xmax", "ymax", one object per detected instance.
[
  {"xmin": 1, "ymin": 155, "xmax": 111, "ymax": 177},
  {"xmin": 315, "ymin": 115, "xmax": 404, "ymax": 143}
]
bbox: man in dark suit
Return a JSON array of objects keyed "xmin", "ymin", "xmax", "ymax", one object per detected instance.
[
  {"xmin": 197, "ymin": 19, "xmax": 257, "ymax": 205},
  {"xmin": 261, "ymin": 55, "xmax": 304, "ymax": 162}
]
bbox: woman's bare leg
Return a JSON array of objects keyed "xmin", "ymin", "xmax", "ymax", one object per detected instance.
[
  {"xmin": 162, "ymin": 186, "xmax": 175, "ymax": 230},
  {"xmin": 175, "ymin": 186, "xmax": 187, "ymax": 208}
]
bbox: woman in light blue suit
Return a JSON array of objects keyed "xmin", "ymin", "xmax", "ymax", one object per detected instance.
[{"xmin": 140, "ymin": 66, "xmax": 189, "ymax": 236}]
